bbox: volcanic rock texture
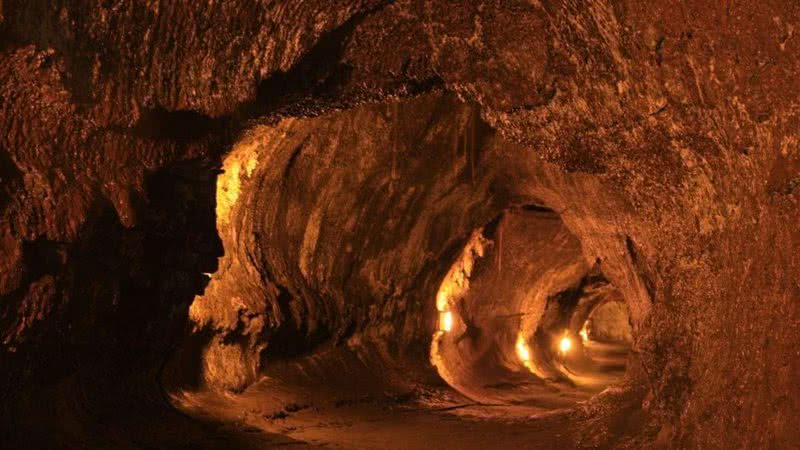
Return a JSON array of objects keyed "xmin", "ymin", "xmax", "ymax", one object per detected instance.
[{"xmin": 1, "ymin": 1, "xmax": 799, "ymax": 449}]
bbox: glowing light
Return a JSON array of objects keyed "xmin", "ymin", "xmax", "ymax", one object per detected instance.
[
  {"xmin": 440, "ymin": 311, "xmax": 454, "ymax": 332},
  {"xmin": 559, "ymin": 335, "xmax": 573, "ymax": 354},
  {"xmin": 579, "ymin": 323, "xmax": 589, "ymax": 342},
  {"xmin": 516, "ymin": 336, "xmax": 531, "ymax": 362},
  {"xmin": 430, "ymin": 230, "xmax": 491, "ymax": 382}
]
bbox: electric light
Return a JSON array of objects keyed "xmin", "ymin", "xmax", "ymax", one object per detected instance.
[
  {"xmin": 441, "ymin": 311, "xmax": 454, "ymax": 332},
  {"xmin": 559, "ymin": 335, "xmax": 572, "ymax": 354},
  {"xmin": 579, "ymin": 323, "xmax": 588, "ymax": 342},
  {"xmin": 516, "ymin": 336, "xmax": 531, "ymax": 362}
]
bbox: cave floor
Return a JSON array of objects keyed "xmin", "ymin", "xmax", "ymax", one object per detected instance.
[
  {"xmin": 169, "ymin": 342, "xmax": 644, "ymax": 449},
  {"xmin": 172, "ymin": 383, "xmax": 650, "ymax": 449}
]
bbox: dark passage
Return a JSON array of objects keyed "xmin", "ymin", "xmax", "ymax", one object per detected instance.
[{"xmin": 2, "ymin": 2, "xmax": 799, "ymax": 449}]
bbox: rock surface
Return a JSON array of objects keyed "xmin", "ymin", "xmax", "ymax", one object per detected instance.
[{"xmin": 1, "ymin": 1, "xmax": 799, "ymax": 448}]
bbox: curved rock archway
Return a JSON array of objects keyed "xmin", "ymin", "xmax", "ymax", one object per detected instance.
[{"xmin": 1, "ymin": 2, "xmax": 799, "ymax": 449}]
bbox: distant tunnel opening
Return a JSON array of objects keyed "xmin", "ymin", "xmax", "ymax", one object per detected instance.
[
  {"xmin": 167, "ymin": 94, "xmax": 648, "ymax": 442},
  {"xmin": 430, "ymin": 207, "xmax": 634, "ymax": 410},
  {"xmin": 4, "ymin": 3, "xmax": 793, "ymax": 449}
]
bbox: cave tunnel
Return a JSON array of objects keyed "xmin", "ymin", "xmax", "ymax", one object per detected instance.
[
  {"xmin": 164, "ymin": 94, "xmax": 648, "ymax": 447},
  {"xmin": 2, "ymin": 2, "xmax": 800, "ymax": 449}
]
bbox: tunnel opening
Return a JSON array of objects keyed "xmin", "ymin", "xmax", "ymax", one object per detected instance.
[
  {"xmin": 431, "ymin": 207, "xmax": 635, "ymax": 413},
  {"xmin": 3, "ymin": 2, "xmax": 799, "ymax": 449},
  {"xmin": 163, "ymin": 93, "xmax": 650, "ymax": 447}
]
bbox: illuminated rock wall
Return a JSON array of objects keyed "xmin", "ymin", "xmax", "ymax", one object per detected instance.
[{"xmin": 1, "ymin": 2, "xmax": 798, "ymax": 448}]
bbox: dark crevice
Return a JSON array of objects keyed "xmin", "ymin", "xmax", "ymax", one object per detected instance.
[
  {"xmin": 237, "ymin": 0, "xmax": 398, "ymax": 122},
  {"xmin": 21, "ymin": 237, "xmax": 67, "ymax": 282},
  {"xmin": 132, "ymin": 107, "xmax": 218, "ymax": 143},
  {"xmin": 519, "ymin": 203, "xmax": 557, "ymax": 214}
]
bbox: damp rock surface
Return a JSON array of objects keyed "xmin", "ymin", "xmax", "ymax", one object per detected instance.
[{"xmin": 1, "ymin": 2, "xmax": 799, "ymax": 449}]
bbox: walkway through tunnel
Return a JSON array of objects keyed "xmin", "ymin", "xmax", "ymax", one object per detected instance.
[
  {"xmin": 3, "ymin": 3, "xmax": 798, "ymax": 449},
  {"xmin": 431, "ymin": 206, "xmax": 634, "ymax": 411},
  {"xmin": 166, "ymin": 93, "xmax": 647, "ymax": 448}
]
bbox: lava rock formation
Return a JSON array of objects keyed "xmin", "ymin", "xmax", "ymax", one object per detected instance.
[{"xmin": 1, "ymin": 2, "xmax": 799, "ymax": 449}]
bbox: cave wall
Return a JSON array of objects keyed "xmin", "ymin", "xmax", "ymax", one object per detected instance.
[
  {"xmin": 1, "ymin": 1, "xmax": 799, "ymax": 448},
  {"xmin": 188, "ymin": 95, "xmax": 505, "ymax": 390},
  {"xmin": 431, "ymin": 208, "xmax": 593, "ymax": 404},
  {"xmin": 0, "ymin": 0, "xmax": 389, "ymax": 440}
]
